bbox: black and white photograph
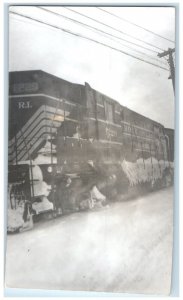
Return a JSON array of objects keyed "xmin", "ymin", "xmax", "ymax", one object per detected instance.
[{"xmin": 5, "ymin": 3, "xmax": 176, "ymax": 296}]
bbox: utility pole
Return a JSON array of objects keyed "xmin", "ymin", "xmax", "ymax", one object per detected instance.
[{"xmin": 157, "ymin": 48, "xmax": 175, "ymax": 94}]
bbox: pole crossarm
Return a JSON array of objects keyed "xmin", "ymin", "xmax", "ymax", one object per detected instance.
[{"xmin": 157, "ymin": 48, "xmax": 175, "ymax": 58}]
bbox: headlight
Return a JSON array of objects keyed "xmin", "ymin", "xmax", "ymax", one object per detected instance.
[{"xmin": 47, "ymin": 166, "xmax": 53, "ymax": 173}]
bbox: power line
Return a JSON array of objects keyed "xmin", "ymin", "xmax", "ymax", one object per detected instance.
[
  {"xmin": 97, "ymin": 7, "xmax": 175, "ymax": 44},
  {"xmin": 39, "ymin": 7, "xmax": 158, "ymax": 55},
  {"xmin": 38, "ymin": 6, "xmax": 167, "ymax": 66},
  {"xmin": 9, "ymin": 10, "xmax": 169, "ymax": 71},
  {"xmin": 64, "ymin": 7, "xmax": 165, "ymax": 52},
  {"xmin": 10, "ymin": 10, "xmax": 169, "ymax": 71},
  {"xmin": 12, "ymin": 12, "xmax": 165, "ymax": 68}
]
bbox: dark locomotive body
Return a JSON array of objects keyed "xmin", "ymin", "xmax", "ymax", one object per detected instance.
[{"xmin": 8, "ymin": 70, "xmax": 174, "ymax": 230}]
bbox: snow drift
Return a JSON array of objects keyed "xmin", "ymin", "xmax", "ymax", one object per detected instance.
[{"xmin": 121, "ymin": 158, "xmax": 173, "ymax": 186}]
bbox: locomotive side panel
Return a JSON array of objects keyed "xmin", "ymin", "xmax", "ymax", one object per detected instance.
[
  {"xmin": 121, "ymin": 107, "xmax": 168, "ymax": 162},
  {"xmin": 84, "ymin": 83, "xmax": 170, "ymax": 164}
]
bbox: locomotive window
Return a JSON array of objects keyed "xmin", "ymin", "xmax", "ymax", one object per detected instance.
[{"xmin": 104, "ymin": 102, "xmax": 114, "ymax": 123}]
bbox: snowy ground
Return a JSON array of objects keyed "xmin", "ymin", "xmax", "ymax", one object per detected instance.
[{"xmin": 5, "ymin": 187, "xmax": 173, "ymax": 295}]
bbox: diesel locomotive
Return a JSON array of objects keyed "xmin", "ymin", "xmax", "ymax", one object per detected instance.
[{"xmin": 7, "ymin": 70, "xmax": 174, "ymax": 231}]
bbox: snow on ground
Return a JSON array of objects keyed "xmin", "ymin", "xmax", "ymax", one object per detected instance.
[{"xmin": 5, "ymin": 187, "xmax": 173, "ymax": 295}]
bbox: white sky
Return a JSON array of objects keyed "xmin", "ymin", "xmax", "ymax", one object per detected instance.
[{"xmin": 9, "ymin": 6, "xmax": 175, "ymax": 128}]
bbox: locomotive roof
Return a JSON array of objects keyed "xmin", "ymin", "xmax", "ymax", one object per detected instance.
[
  {"xmin": 9, "ymin": 69, "xmax": 84, "ymax": 89},
  {"xmin": 9, "ymin": 70, "xmax": 85, "ymax": 105}
]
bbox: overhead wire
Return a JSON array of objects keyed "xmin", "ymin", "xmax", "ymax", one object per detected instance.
[
  {"xmin": 9, "ymin": 10, "xmax": 169, "ymax": 71},
  {"xmin": 97, "ymin": 7, "xmax": 175, "ymax": 44},
  {"xmin": 64, "ymin": 7, "xmax": 165, "ymax": 52},
  {"xmin": 38, "ymin": 6, "xmax": 167, "ymax": 66},
  {"xmin": 39, "ymin": 6, "xmax": 158, "ymax": 55}
]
